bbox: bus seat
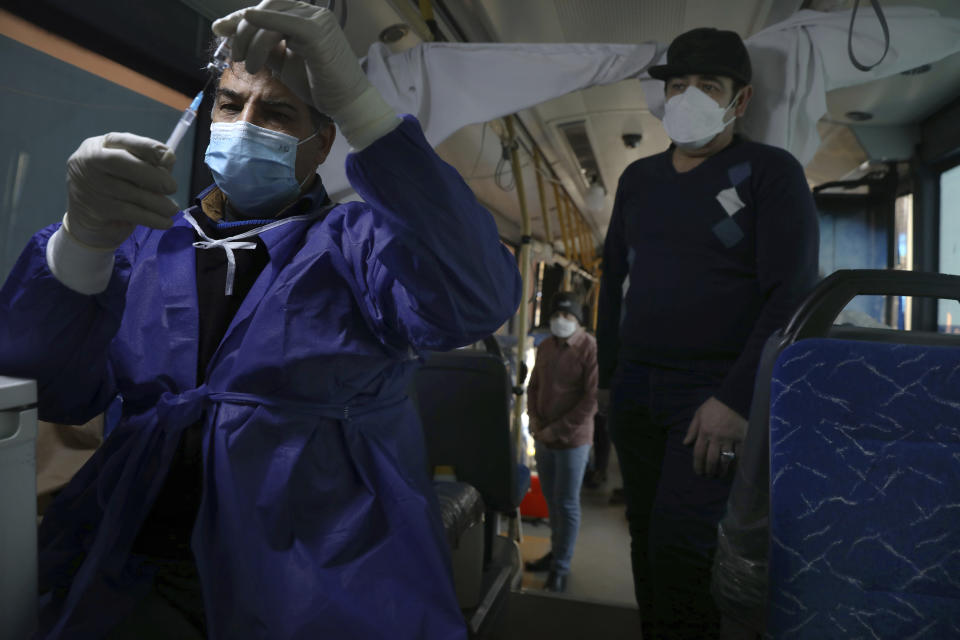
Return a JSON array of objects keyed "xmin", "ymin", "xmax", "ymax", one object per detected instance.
[
  {"xmin": 713, "ymin": 270, "xmax": 960, "ymax": 638},
  {"xmin": 433, "ymin": 481, "xmax": 485, "ymax": 609},
  {"xmin": 768, "ymin": 337, "xmax": 960, "ymax": 638},
  {"xmin": 413, "ymin": 347, "xmax": 526, "ymax": 635},
  {"xmin": 413, "ymin": 349, "xmax": 527, "ymax": 530}
]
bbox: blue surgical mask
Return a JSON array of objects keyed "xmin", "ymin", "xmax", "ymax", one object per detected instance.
[{"xmin": 205, "ymin": 121, "xmax": 317, "ymax": 218}]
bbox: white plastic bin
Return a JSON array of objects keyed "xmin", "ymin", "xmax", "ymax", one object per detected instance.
[{"xmin": 0, "ymin": 377, "xmax": 38, "ymax": 640}]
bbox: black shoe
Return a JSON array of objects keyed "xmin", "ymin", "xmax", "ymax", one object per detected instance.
[
  {"xmin": 583, "ymin": 470, "xmax": 607, "ymax": 489},
  {"xmin": 524, "ymin": 551, "xmax": 553, "ymax": 572},
  {"xmin": 543, "ymin": 572, "xmax": 567, "ymax": 593}
]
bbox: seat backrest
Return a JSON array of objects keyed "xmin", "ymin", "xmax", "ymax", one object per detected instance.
[
  {"xmin": 716, "ymin": 270, "xmax": 960, "ymax": 636},
  {"xmin": 767, "ymin": 337, "xmax": 960, "ymax": 638},
  {"xmin": 412, "ymin": 350, "xmax": 518, "ymax": 513}
]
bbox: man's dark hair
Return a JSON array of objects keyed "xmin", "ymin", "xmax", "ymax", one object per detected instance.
[{"xmin": 205, "ymin": 36, "xmax": 334, "ymax": 130}]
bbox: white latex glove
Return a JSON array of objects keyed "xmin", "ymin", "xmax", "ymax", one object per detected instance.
[
  {"xmin": 64, "ymin": 132, "xmax": 179, "ymax": 250},
  {"xmin": 212, "ymin": 0, "xmax": 400, "ymax": 150}
]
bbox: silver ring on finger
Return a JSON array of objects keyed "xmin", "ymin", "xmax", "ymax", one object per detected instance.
[{"xmin": 720, "ymin": 450, "xmax": 736, "ymax": 460}]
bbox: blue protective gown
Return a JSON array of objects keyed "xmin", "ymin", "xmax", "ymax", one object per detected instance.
[{"xmin": 0, "ymin": 116, "xmax": 521, "ymax": 639}]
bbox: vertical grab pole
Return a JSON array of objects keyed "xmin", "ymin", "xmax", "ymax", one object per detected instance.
[
  {"xmin": 553, "ymin": 182, "xmax": 572, "ymax": 263},
  {"xmin": 582, "ymin": 212, "xmax": 595, "ymax": 266},
  {"xmin": 505, "ymin": 116, "xmax": 533, "ymax": 462},
  {"xmin": 568, "ymin": 196, "xmax": 584, "ymax": 266},
  {"xmin": 583, "ymin": 215, "xmax": 596, "ymax": 266},
  {"xmin": 592, "ymin": 269, "xmax": 601, "ymax": 334},
  {"xmin": 575, "ymin": 209, "xmax": 590, "ymax": 271},
  {"xmin": 533, "ymin": 152, "xmax": 553, "ymax": 246},
  {"xmin": 560, "ymin": 194, "xmax": 574, "ymax": 264}
]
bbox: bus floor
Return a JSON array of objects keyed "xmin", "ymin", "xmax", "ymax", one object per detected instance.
[
  {"xmin": 519, "ymin": 449, "xmax": 635, "ymax": 605},
  {"xmin": 489, "ymin": 451, "xmax": 644, "ymax": 639}
]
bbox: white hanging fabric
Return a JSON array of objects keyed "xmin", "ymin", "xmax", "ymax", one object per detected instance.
[
  {"xmin": 319, "ymin": 41, "xmax": 662, "ymax": 199},
  {"xmin": 640, "ymin": 7, "xmax": 960, "ymax": 166},
  {"xmin": 316, "ymin": 7, "xmax": 960, "ymax": 198}
]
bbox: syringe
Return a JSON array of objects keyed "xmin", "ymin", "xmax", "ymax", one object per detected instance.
[
  {"xmin": 208, "ymin": 39, "xmax": 231, "ymax": 73},
  {"xmin": 165, "ymin": 90, "xmax": 204, "ymax": 154},
  {"xmin": 164, "ymin": 39, "xmax": 231, "ymax": 155}
]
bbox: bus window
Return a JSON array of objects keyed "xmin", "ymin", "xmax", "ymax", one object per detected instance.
[
  {"xmin": 892, "ymin": 193, "xmax": 914, "ymax": 330},
  {"xmin": 939, "ymin": 163, "xmax": 960, "ymax": 333},
  {"xmin": 0, "ymin": 20, "xmax": 195, "ymax": 281},
  {"xmin": 817, "ymin": 191, "xmax": 890, "ymax": 324}
]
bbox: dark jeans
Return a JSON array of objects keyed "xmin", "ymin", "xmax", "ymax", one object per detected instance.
[
  {"xmin": 592, "ymin": 412, "xmax": 611, "ymax": 476},
  {"xmin": 609, "ymin": 360, "xmax": 735, "ymax": 640}
]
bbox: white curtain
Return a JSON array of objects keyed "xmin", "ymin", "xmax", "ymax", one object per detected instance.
[
  {"xmin": 319, "ymin": 41, "xmax": 660, "ymax": 198},
  {"xmin": 318, "ymin": 7, "xmax": 960, "ymax": 198}
]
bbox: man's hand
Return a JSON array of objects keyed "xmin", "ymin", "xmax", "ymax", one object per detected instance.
[
  {"xmin": 682, "ymin": 397, "xmax": 747, "ymax": 477},
  {"xmin": 64, "ymin": 133, "xmax": 178, "ymax": 250},
  {"xmin": 597, "ymin": 388, "xmax": 611, "ymax": 416},
  {"xmin": 213, "ymin": 0, "xmax": 399, "ymax": 150},
  {"xmin": 529, "ymin": 420, "xmax": 555, "ymax": 445},
  {"xmin": 529, "ymin": 416, "xmax": 542, "ymax": 441}
]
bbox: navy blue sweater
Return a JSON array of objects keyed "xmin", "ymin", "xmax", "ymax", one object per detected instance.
[{"xmin": 596, "ymin": 138, "xmax": 818, "ymax": 417}]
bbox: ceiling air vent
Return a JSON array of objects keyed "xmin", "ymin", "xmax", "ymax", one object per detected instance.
[{"xmin": 557, "ymin": 120, "xmax": 605, "ymax": 191}]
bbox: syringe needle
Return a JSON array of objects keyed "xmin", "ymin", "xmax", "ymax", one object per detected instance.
[
  {"xmin": 165, "ymin": 91, "xmax": 204, "ymax": 155},
  {"xmin": 164, "ymin": 38, "xmax": 229, "ymax": 158}
]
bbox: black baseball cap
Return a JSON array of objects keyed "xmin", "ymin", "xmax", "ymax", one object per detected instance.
[
  {"xmin": 550, "ymin": 292, "xmax": 583, "ymax": 325},
  {"xmin": 649, "ymin": 27, "xmax": 752, "ymax": 86}
]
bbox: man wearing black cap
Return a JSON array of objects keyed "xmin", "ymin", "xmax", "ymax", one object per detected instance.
[
  {"xmin": 525, "ymin": 292, "xmax": 598, "ymax": 593},
  {"xmin": 597, "ymin": 27, "xmax": 818, "ymax": 639}
]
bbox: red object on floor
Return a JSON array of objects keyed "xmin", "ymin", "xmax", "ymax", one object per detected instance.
[{"xmin": 520, "ymin": 472, "xmax": 550, "ymax": 519}]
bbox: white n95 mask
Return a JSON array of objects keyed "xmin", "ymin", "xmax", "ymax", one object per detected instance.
[
  {"xmin": 550, "ymin": 317, "xmax": 578, "ymax": 339},
  {"xmin": 205, "ymin": 121, "xmax": 316, "ymax": 218},
  {"xmin": 662, "ymin": 86, "xmax": 740, "ymax": 150}
]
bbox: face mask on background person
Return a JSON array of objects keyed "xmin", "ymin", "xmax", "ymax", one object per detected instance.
[
  {"xmin": 205, "ymin": 121, "xmax": 318, "ymax": 218},
  {"xmin": 550, "ymin": 316, "xmax": 578, "ymax": 339},
  {"xmin": 662, "ymin": 86, "xmax": 741, "ymax": 150}
]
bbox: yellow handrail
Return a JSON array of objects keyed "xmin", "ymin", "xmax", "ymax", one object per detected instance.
[
  {"xmin": 567, "ymin": 195, "xmax": 583, "ymax": 266},
  {"xmin": 505, "ymin": 116, "xmax": 532, "ymax": 460},
  {"xmin": 552, "ymin": 182, "xmax": 573, "ymax": 262},
  {"xmin": 583, "ymin": 215, "xmax": 596, "ymax": 266},
  {"xmin": 576, "ymin": 212, "xmax": 588, "ymax": 267},
  {"xmin": 418, "ymin": 0, "xmax": 438, "ymax": 41},
  {"xmin": 559, "ymin": 194, "xmax": 573, "ymax": 263},
  {"xmin": 533, "ymin": 153, "xmax": 553, "ymax": 245}
]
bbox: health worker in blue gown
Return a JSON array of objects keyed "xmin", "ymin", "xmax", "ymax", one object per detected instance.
[{"xmin": 0, "ymin": 1, "xmax": 521, "ymax": 637}]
